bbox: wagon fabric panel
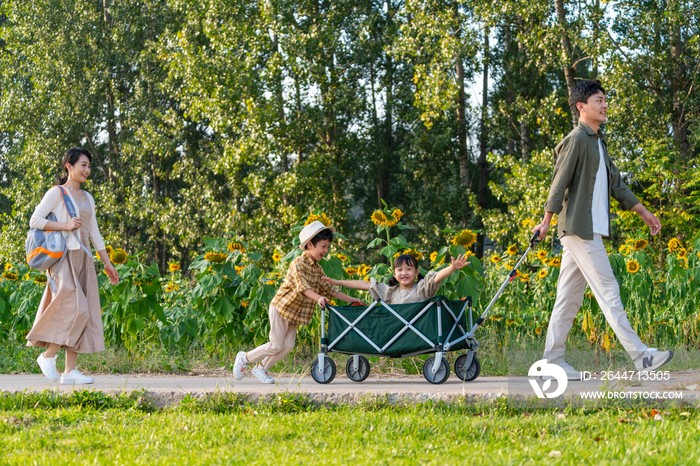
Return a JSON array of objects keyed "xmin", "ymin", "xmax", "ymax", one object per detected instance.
[{"xmin": 327, "ymin": 296, "xmax": 472, "ymax": 357}]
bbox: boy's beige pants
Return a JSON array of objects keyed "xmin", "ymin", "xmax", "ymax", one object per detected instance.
[
  {"xmin": 544, "ymin": 234, "xmax": 648, "ymax": 365},
  {"xmin": 246, "ymin": 305, "xmax": 297, "ymax": 370}
]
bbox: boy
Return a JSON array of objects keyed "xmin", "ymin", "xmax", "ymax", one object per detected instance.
[
  {"xmin": 532, "ymin": 80, "xmax": 671, "ymax": 380},
  {"xmin": 233, "ymin": 221, "xmax": 363, "ymax": 383}
]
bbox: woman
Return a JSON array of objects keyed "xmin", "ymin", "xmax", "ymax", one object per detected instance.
[{"xmin": 27, "ymin": 148, "xmax": 119, "ymax": 384}]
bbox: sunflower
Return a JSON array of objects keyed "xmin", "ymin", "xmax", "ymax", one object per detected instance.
[
  {"xmin": 490, "ymin": 255, "xmax": 501, "ymax": 264},
  {"xmin": 535, "ymin": 327, "xmax": 543, "ymax": 335},
  {"xmin": 4, "ymin": 263, "xmax": 11, "ymax": 271},
  {"xmin": 336, "ymin": 254, "xmax": 347, "ymax": 262},
  {"xmin": 536, "ymin": 250, "xmax": 547, "ymax": 260},
  {"xmin": 506, "ymin": 245, "xmax": 518, "ymax": 256},
  {"xmin": 205, "ymin": 252, "xmax": 228, "ymax": 263},
  {"xmin": 266, "ymin": 280, "xmax": 275, "ymax": 285},
  {"xmin": 371, "ymin": 210, "xmax": 388, "ymax": 226},
  {"xmin": 548, "ymin": 258, "xmax": 561, "ymax": 267},
  {"xmin": 430, "ymin": 251, "xmax": 438, "ymax": 263},
  {"xmin": 451, "ymin": 229, "xmax": 477, "ymax": 248},
  {"xmin": 619, "ymin": 245, "xmax": 631, "ymax": 255},
  {"xmin": 392, "ymin": 208, "xmax": 404, "ymax": 221},
  {"xmin": 2, "ymin": 270, "xmax": 18, "ymax": 281},
  {"xmin": 169, "ymin": 262, "xmax": 180, "ymax": 272},
  {"xmin": 227, "ymin": 242, "xmax": 246, "ymax": 253},
  {"xmin": 403, "ymin": 248, "xmax": 423, "ymax": 260},
  {"xmin": 626, "ymin": 260, "xmax": 640, "ymax": 274},
  {"xmin": 633, "ymin": 239, "xmax": 648, "ymax": 251},
  {"xmin": 305, "ymin": 213, "xmax": 331, "ymax": 227},
  {"xmin": 110, "ymin": 248, "xmax": 127, "ymax": 265},
  {"xmin": 105, "ymin": 245, "xmax": 114, "ymax": 255},
  {"xmin": 235, "ymin": 264, "xmax": 245, "ymax": 273},
  {"xmin": 678, "ymin": 248, "xmax": 687, "ymax": 259},
  {"xmin": 345, "ymin": 267, "xmax": 358, "ymax": 276},
  {"xmin": 668, "ymin": 238, "xmax": 682, "ymax": 252},
  {"xmin": 34, "ymin": 274, "xmax": 47, "ymax": 284},
  {"xmin": 272, "ymin": 252, "xmax": 281, "ymax": 262},
  {"xmin": 241, "ymin": 301, "xmax": 249, "ymax": 308},
  {"xmin": 165, "ymin": 283, "xmax": 174, "ymax": 292},
  {"xmin": 520, "ymin": 273, "xmax": 530, "ymax": 282},
  {"xmin": 538, "ymin": 269, "xmax": 548, "ymax": 279},
  {"xmin": 601, "ymin": 333, "xmax": 611, "ymax": 352}
]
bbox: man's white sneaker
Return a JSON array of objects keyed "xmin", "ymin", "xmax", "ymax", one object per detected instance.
[
  {"xmin": 251, "ymin": 364, "xmax": 274, "ymax": 384},
  {"xmin": 233, "ymin": 351, "xmax": 248, "ymax": 380},
  {"xmin": 541, "ymin": 361, "xmax": 582, "ymax": 381},
  {"xmin": 60, "ymin": 369, "xmax": 94, "ymax": 385},
  {"xmin": 634, "ymin": 349, "xmax": 674, "ymax": 373},
  {"xmin": 37, "ymin": 353, "xmax": 59, "ymax": 381}
]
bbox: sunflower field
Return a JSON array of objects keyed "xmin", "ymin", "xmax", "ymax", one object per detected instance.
[{"xmin": 1, "ymin": 209, "xmax": 699, "ymax": 357}]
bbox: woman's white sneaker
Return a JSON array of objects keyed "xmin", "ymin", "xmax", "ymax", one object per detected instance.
[
  {"xmin": 251, "ymin": 364, "xmax": 275, "ymax": 384},
  {"xmin": 37, "ymin": 353, "xmax": 59, "ymax": 381},
  {"xmin": 60, "ymin": 369, "xmax": 94, "ymax": 385}
]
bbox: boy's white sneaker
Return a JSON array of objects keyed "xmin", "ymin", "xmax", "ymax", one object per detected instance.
[
  {"xmin": 233, "ymin": 351, "xmax": 248, "ymax": 380},
  {"xmin": 634, "ymin": 348, "xmax": 674, "ymax": 374},
  {"xmin": 251, "ymin": 364, "xmax": 274, "ymax": 384},
  {"xmin": 60, "ymin": 369, "xmax": 94, "ymax": 385},
  {"xmin": 37, "ymin": 353, "xmax": 59, "ymax": 381}
]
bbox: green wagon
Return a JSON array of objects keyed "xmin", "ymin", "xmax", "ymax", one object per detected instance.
[{"xmin": 309, "ymin": 231, "xmax": 542, "ymax": 384}]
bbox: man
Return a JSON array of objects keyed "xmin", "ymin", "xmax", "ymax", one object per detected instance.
[{"xmin": 532, "ymin": 80, "xmax": 672, "ymax": 380}]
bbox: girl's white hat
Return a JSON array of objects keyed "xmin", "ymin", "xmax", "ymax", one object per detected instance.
[{"xmin": 299, "ymin": 221, "xmax": 336, "ymax": 250}]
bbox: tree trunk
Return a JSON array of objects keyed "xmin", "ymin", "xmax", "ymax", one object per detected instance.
[
  {"xmin": 454, "ymin": 1, "xmax": 470, "ymax": 223},
  {"xmin": 477, "ymin": 27, "xmax": 490, "ymax": 259},
  {"xmin": 555, "ymin": 0, "xmax": 578, "ymax": 127},
  {"xmin": 669, "ymin": 18, "xmax": 688, "ymax": 161}
]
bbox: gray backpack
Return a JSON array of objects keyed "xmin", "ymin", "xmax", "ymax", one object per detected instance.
[{"xmin": 26, "ymin": 186, "xmax": 91, "ymax": 293}]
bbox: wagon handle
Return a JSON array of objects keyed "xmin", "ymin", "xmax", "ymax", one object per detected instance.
[{"xmin": 530, "ymin": 230, "xmax": 542, "ymax": 247}]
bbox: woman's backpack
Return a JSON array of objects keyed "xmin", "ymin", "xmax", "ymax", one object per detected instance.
[{"xmin": 25, "ymin": 186, "xmax": 91, "ymax": 293}]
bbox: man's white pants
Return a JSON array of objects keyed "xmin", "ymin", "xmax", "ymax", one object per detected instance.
[{"xmin": 544, "ymin": 234, "xmax": 647, "ymax": 364}]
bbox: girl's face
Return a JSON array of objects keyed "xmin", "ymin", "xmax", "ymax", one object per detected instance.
[
  {"xmin": 67, "ymin": 155, "xmax": 91, "ymax": 184},
  {"xmin": 394, "ymin": 262, "xmax": 419, "ymax": 289}
]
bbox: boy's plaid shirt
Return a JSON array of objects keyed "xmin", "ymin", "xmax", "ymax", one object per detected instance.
[{"xmin": 271, "ymin": 252, "xmax": 338, "ymax": 326}]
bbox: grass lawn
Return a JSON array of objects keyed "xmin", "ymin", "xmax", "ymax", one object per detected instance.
[{"xmin": 0, "ymin": 391, "xmax": 698, "ymax": 465}]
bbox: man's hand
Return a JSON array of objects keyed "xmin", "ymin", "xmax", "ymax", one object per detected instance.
[
  {"xmin": 532, "ymin": 212, "xmax": 554, "ymax": 241},
  {"xmin": 631, "ymin": 203, "xmax": 661, "ymax": 236},
  {"xmin": 321, "ymin": 277, "xmax": 339, "ymax": 286}
]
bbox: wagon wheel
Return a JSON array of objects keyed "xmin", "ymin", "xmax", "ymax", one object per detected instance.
[
  {"xmin": 345, "ymin": 356, "xmax": 370, "ymax": 382},
  {"xmin": 310, "ymin": 357, "xmax": 336, "ymax": 384},
  {"xmin": 454, "ymin": 353, "xmax": 481, "ymax": 382},
  {"xmin": 422, "ymin": 356, "xmax": 450, "ymax": 384}
]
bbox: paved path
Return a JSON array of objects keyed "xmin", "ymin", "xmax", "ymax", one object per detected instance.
[{"xmin": 2, "ymin": 371, "xmax": 699, "ymax": 407}]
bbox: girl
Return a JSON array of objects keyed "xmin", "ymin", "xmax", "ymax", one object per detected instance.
[
  {"xmin": 322, "ymin": 253, "xmax": 468, "ymax": 304},
  {"xmin": 28, "ymin": 148, "xmax": 119, "ymax": 384}
]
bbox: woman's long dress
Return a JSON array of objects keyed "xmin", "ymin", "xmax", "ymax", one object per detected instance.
[{"xmin": 26, "ymin": 197, "xmax": 104, "ymax": 353}]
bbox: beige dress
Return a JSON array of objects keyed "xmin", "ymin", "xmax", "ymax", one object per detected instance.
[{"xmin": 27, "ymin": 197, "xmax": 104, "ymax": 353}]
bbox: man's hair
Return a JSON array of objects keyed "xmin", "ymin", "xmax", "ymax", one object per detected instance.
[
  {"xmin": 569, "ymin": 80, "xmax": 606, "ymax": 118},
  {"xmin": 306, "ymin": 229, "xmax": 334, "ymax": 248}
]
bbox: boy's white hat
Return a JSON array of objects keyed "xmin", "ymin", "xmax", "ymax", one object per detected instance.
[{"xmin": 299, "ymin": 221, "xmax": 336, "ymax": 250}]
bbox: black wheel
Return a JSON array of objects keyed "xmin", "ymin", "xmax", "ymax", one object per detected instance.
[
  {"xmin": 454, "ymin": 353, "xmax": 481, "ymax": 382},
  {"xmin": 310, "ymin": 356, "xmax": 336, "ymax": 384},
  {"xmin": 422, "ymin": 356, "xmax": 450, "ymax": 384},
  {"xmin": 345, "ymin": 356, "xmax": 370, "ymax": 382}
]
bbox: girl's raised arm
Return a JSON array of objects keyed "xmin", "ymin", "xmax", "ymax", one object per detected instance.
[
  {"xmin": 321, "ymin": 276, "xmax": 371, "ymax": 291},
  {"xmin": 433, "ymin": 254, "xmax": 469, "ymax": 285}
]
